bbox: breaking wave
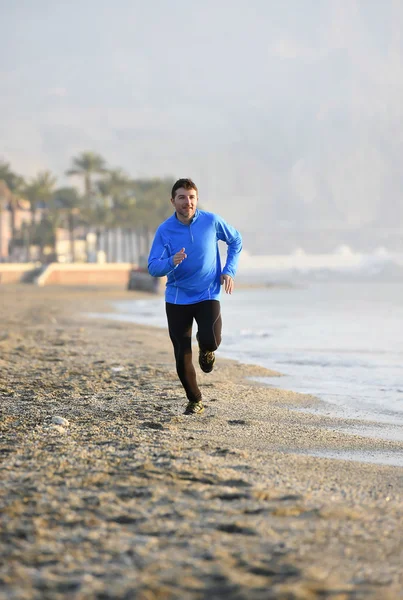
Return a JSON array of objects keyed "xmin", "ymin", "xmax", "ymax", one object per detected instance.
[{"xmin": 237, "ymin": 246, "xmax": 403, "ymax": 281}]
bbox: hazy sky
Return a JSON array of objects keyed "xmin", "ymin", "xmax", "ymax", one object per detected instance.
[{"xmin": 1, "ymin": 0, "xmax": 403, "ymax": 239}]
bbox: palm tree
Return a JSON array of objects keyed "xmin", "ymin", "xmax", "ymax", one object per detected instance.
[
  {"xmin": 85, "ymin": 203, "xmax": 115, "ymax": 261},
  {"xmin": 24, "ymin": 170, "xmax": 57, "ymax": 223},
  {"xmin": 22, "ymin": 172, "xmax": 57, "ymax": 261},
  {"xmin": 0, "ymin": 161, "xmax": 25, "ymax": 194},
  {"xmin": 98, "ymin": 168, "xmax": 135, "ymax": 209},
  {"xmin": 52, "ymin": 187, "xmax": 83, "ymax": 262},
  {"xmin": 94, "ymin": 168, "xmax": 136, "ymax": 261},
  {"xmin": 124, "ymin": 178, "xmax": 174, "ymax": 262},
  {"xmin": 66, "ymin": 151, "xmax": 107, "ymax": 198}
]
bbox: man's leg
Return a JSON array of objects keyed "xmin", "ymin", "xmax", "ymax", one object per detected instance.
[
  {"xmin": 194, "ymin": 300, "xmax": 222, "ymax": 373},
  {"xmin": 165, "ymin": 302, "xmax": 203, "ymax": 405}
]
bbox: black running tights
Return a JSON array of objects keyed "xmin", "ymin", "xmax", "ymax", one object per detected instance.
[{"xmin": 165, "ymin": 300, "xmax": 222, "ymax": 402}]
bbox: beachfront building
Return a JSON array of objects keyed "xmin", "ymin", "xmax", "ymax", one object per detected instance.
[{"xmin": 0, "ymin": 198, "xmax": 32, "ymax": 262}]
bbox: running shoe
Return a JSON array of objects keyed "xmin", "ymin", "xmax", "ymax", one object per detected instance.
[
  {"xmin": 199, "ymin": 349, "xmax": 215, "ymax": 373},
  {"xmin": 184, "ymin": 401, "xmax": 205, "ymax": 415},
  {"xmin": 196, "ymin": 333, "xmax": 216, "ymax": 373}
]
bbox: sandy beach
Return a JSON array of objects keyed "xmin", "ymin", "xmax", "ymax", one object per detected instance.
[{"xmin": 1, "ymin": 284, "xmax": 402, "ymax": 599}]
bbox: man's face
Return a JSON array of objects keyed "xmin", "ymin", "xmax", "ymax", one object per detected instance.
[{"xmin": 171, "ymin": 187, "xmax": 198, "ymax": 223}]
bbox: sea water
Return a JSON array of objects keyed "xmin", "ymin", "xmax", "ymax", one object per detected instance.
[{"xmin": 220, "ymin": 281, "xmax": 403, "ymax": 428}]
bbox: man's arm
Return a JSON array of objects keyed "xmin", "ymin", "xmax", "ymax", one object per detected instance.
[
  {"xmin": 215, "ymin": 216, "xmax": 243, "ymax": 279},
  {"xmin": 147, "ymin": 230, "xmax": 176, "ymax": 277}
]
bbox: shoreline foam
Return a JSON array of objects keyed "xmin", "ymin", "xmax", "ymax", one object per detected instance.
[{"xmin": 87, "ymin": 303, "xmax": 403, "ymax": 463}]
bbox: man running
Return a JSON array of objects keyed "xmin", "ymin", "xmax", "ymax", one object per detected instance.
[{"xmin": 148, "ymin": 178, "xmax": 242, "ymax": 415}]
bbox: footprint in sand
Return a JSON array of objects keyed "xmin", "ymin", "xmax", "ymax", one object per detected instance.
[
  {"xmin": 143, "ymin": 421, "xmax": 164, "ymax": 430},
  {"xmin": 215, "ymin": 523, "xmax": 256, "ymax": 535},
  {"xmin": 215, "ymin": 492, "xmax": 251, "ymax": 501}
]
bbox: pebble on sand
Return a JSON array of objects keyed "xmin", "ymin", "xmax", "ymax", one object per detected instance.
[
  {"xmin": 51, "ymin": 416, "xmax": 70, "ymax": 426},
  {"xmin": 48, "ymin": 424, "xmax": 67, "ymax": 434}
]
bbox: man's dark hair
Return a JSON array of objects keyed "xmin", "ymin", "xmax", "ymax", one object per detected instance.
[{"xmin": 171, "ymin": 178, "xmax": 198, "ymax": 199}]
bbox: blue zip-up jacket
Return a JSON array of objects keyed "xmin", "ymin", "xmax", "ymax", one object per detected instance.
[{"xmin": 148, "ymin": 209, "xmax": 242, "ymax": 304}]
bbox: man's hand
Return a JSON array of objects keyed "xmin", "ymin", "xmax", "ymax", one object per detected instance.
[
  {"xmin": 173, "ymin": 247, "xmax": 187, "ymax": 266},
  {"xmin": 221, "ymin": 274, "xmax": 234, "ymax": 294}
]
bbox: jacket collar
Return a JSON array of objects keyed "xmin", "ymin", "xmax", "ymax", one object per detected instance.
[{"xmin": 174, "ymin": 208, "xmax": 200, "ymax": 225}]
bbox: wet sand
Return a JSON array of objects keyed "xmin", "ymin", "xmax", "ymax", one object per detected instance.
[{"xmin": 1, "ymin": 285, "xmax": 402, "ymax": 599}]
